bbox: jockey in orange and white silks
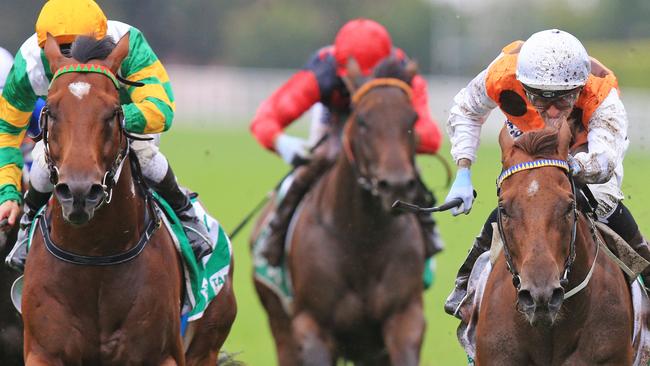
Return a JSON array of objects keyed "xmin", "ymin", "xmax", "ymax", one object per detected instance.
[
  {"xmin": 444, "ymin": 29, "xmax": 650, "ymax": 319},
  {"xmin": 1, "ymin": 0, "xmax": 212, "ymax": 272},
  {"xmin": 446, "ymin": 29, "xmax": 627, "ymax": 220}
]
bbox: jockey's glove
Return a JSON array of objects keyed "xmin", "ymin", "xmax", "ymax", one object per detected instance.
[
  {"xmin": 445, "ymin": 167, "xmax": 474, "ymax": 216},
  {"xmin": 275, "ymin": 133, "xmax": 311, "ymax": 166},
  {"xmin": 567, "ymin": 154, "xmax": 584, "ymax": 178}
]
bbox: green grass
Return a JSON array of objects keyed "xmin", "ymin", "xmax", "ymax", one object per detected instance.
[{"xmin": 163, "ymin": 126, "xmax": 650, "ymax": 365}]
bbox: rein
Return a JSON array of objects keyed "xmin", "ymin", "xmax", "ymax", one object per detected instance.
[
  {"xmin": 496, "ymin": 159, "xmax": 581, "ymax": 294},
  {"xmin": 342, "ymin": 78, "xmax": 414, "ymax": 194}
]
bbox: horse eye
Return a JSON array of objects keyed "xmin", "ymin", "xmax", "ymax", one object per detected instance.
[{"xmin": 356, "ymin": 117, "xmax": 368, "ymax": 131}]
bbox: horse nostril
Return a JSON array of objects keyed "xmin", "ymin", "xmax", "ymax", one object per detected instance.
[
  {"xmin": 54, "ymin": 184, "xmax": 72, "ymax": 201},
  {"xmin": 406, "ymin": 178, "xmax": 417, "ymax": 190},
  {"xmin": 377, "ymin": 179, "xmax": 390, "ymax": 191},
  {"xmin": 87, "ymin": 184, "xmax": 105, "ymax": 203},
  {"xmin": 517, "ymin": 289, "xmax": 534, "ymax": 309},
  {"xmin": 549, "ymin": 287, "xmax": 565, "ymax": 309}
]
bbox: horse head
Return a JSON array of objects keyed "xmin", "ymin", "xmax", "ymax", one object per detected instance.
[
  {"xmin": 341, "ymin": 56, "xmax": 419, "ymax": 213},
  {"xmin": 497, "ymin": 120, "xmax": 575, "ymax": 326},
  {"xmin": 42, "ymin": 33, "xmax": 130, "ymax": 225}
]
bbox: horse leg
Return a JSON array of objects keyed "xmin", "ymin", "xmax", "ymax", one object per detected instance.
[
  {"xmin": 382, "ymin": 299, "xmax": 424, "ymax": 366},
  {"xmin": 254, "ymin": 279, "xmax": 299, "ymax": 366},
  {"xmin": 185, "ymin": 264, "xmax": 237, "ymax": 366},
  {"xmin": 292, "ymin": 311, "xmax": 334, "ymax": 366}
]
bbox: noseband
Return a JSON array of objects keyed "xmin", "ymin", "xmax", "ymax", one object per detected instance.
[
  {"xmin": 496, "ymin": 159, "xmax": 578, "ymax": 291},
  {"xmin": 342, "ymin": 78, "xmax": 414, "ymax": 194},
  {"xmin": 41, "ymin": 63, "xmax": 147, "ymax": 208}
]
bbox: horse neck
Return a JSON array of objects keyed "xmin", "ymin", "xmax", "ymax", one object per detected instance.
[
  {"xmin": 49, "ymin": 158, "xmax": 146, "ymax": 255},
  {"xmin": 566, "ymin": 215, "xmax": 599, "ymax": 297},
  {"xmin": 321, "ymin": 153, "xmax": 392, "ymax": 237}
]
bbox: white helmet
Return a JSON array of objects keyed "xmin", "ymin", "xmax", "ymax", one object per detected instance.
[
  {"xmin": 516, "ymin": 29, "xmax": 590, "ymax": 91},
  {"xmin": 0, "ymin": 47, "xmax": 14, "ymax": 92}
]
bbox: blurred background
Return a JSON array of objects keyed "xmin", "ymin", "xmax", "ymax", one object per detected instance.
[{"xmin": 2, "ymin": 1, "xmax": 650, "ymax": 364}]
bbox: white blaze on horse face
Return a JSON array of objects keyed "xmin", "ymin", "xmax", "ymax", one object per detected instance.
[
  {"xmin": 527, "ymin": 180, "xmax": 539, "ymax": 196},
  {"xmin": 68, "ymin": 82, "xmax": 91, "ymax": 100}
]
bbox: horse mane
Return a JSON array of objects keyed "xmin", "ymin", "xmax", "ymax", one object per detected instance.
[
  {"xmin": 513, "ymin": 128, "xmax": 559, "ymax": 158},
  {"xmin": 372, "ymin": 56, "xmax": 413, "ymax": 84},
  {"xmin": 70, "ymin": 36, "xmax": 116, "ymax": 62}
]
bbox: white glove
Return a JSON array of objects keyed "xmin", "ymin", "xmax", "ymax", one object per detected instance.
[{"xmin": 274, "ymin": 134, "xmax": 310, "ymax": 166}]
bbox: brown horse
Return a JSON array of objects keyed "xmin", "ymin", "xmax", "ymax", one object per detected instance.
[
  {"xmin": 252, "ymin": 59, "xmax": 428, "ymax": 365},
  {"xmin": 21, "ymin": 34, "xmax": 236, "ymax": 365},
  {"xmin": 475, "ymin": 124, "xmax": 633, "ymax": 364}
]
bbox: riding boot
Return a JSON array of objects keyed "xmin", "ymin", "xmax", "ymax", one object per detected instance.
[
  {"xmin": 262, "ymin": 157, "xmax": 331, "ymax": 267},
  {"xmin": 153, "ymin": 166, "xmax": 212, "ymax": 263},
  {"xmin": 444, "ymin": 208, "xmax": 497, "ymax": 319},
  {"xmin": 5, "ymin": 188, "xmax": 51, "ymax": 272}
]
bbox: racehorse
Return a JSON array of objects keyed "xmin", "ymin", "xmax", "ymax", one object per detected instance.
[
  {"xmin": 21, "ymin": 34, "xmax": 236, "ymax": 365},
  {"xmin": 475, "ymin": 123, "xmax": 633, "ymax": 364},
  {"xmin": 252, "ymin": 58, "xmax": 428, "ymax": 365}
]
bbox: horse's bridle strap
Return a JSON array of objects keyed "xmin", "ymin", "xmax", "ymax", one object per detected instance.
[
  {"xmin": 50, "ymin": 63, "xmax": 120, "ymax": 89},
  {"xmin": 497, "ymin": 159, "xmax": 570, "ymax": 189},
  {"xmin": 350, "ymin": 78, "xmax": 413, "ymax": 105}
]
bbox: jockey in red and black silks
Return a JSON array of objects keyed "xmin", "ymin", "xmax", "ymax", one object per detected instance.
[
  {"xmin": 250, "ymin": 18, "xmax": 444, "ymax": 271},
  {"xmin": 250, "ymin": 18, "xmax": 441, "ymax": 157}
]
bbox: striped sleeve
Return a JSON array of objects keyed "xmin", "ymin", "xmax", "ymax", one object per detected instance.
[
  {"xmin": 120, "ymin": 27, "xmax": 175, "ymax": 134},
  {"xmin": 0, "ymin": 49, "xmax": 39, "ymax": 204}
]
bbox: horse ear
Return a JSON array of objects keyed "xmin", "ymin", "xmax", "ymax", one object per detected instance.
[
  {"xmin": 105, "ymin": 33, "xmax": 130, "ymax": 74},
  {"xmin": 405, "ymin": 60, "xmax": 418, "ymax": 83},
  {"xmin": 341, "ymin": 57, "xmax": 363, "ymax": 94},
  {"xmin": 499, "ymin": 126, "xmax": 515, "ymax": 165},
  {"xmin": 44, "ymin": 33, "xmax": 65, "ymax": 73}
]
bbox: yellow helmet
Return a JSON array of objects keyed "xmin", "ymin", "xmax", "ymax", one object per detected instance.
[{"xmin": 35, "ymin": 0, "xmax": 107, "ymax": 48}]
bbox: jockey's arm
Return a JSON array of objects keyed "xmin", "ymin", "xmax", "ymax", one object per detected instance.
[
  {"xmin": 0, "ymin": 46, "xmax": 40, "ymax": 207},
  {"xmin": 572, "ymin": 89, "xmax": 628, "ymax": 184},
  {"xmin": 250, "ymin": 70, "xmax": 321, "ymax": 151},
  {"xmin": 411, "ymin": 75, "xmax": 441, "ymax": 154},
  {"xmin": 447, "ymin": 69, "xmax": 498, "ymax": 168},
  {"xmin": 120, "ymin": 27, "xmax": 175, "ymax": 135}
]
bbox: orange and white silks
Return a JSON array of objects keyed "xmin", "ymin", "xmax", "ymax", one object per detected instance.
[{"xmin": 485, "ymin": 40, "xmax": 619, "ymax": 147}]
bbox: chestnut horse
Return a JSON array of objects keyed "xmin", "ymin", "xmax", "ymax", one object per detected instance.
[
  {"xmin": 476, "ymin": 124, "xmax": 633, "ymax": 364},
  {"xmin": 253, "ymin": 59, "xmax": 428, "ymax": 365},
  {"xmin": 21, "ymin": 34, "xmax": 235, "ymax": 365}
]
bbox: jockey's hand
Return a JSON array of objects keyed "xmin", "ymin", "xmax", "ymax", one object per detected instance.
[
  {"xmin": 0, "ymin": 200, "xmax": 20, "ymax": 231},
  {"xmin": 275, "ymin": 134, "xmax": 311, "ymax": 166},
  {"xmin": 445, "ymin": 167, "xmax": 474, "ymax": 216},
  {"xmin": 568, "ymin": 154, "xmax": 584, "ymax": 178}
]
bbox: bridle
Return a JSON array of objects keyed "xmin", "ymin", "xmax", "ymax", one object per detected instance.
[
  {"xmin": 495, "ymin": 159, "xmax": 579, "ymax": 292},
  {"xmin": 342, "ymin": 78, "xmax": 414, "ymax": 195},
  {"xmin": 41, "ymin": 63, "xmax": 148, "ymax": 208},
  {"xmin": 36, "ymin": 62, "xmax": 159, "ymax": 266}
]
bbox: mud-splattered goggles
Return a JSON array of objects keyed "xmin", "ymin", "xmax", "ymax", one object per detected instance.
[{"xmin": 523, "ymin": 85, "xmax": 581, "ymax": 111}]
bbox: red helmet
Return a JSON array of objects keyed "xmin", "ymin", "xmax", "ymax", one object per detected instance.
[{"xmin": 334, "ymin": 19, "xmax": 392, "ymax": 76}]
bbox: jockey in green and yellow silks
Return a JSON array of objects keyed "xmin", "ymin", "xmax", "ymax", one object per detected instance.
[{"xmin": 0, "ymin": 0, "xmax": 212, "ymax": 272}]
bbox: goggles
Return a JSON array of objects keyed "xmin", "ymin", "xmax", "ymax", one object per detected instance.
[{"xmin": 523, "ymin": 85, "xmax": 581, "ymax": 111}]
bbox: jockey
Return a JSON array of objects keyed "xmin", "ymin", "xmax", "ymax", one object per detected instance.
[
  {"xmin": 0, "ymin": 0, "xmax": 212, "ymax": 272},
  {"xmin": 443, "ymin": 29, "xmax": 650, "ymax": 318},
  {"xmin": 250, "ymin": 18, "xmax": 443, "ymax": 266}
]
